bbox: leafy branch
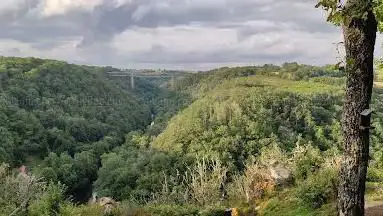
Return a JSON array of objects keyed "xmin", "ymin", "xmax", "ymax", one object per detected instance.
[
  {"xmin": 316, "ymin": 0, "xmax": 377, "ymax": 25},
  {"xmin": 315, "ymin": 0, "xmax": 344, "ymax": 23}
]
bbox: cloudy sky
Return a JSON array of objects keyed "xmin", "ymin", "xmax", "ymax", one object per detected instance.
[{"xmin": 0, "ymin": 0, "xmax": 379, "ymax": 70}]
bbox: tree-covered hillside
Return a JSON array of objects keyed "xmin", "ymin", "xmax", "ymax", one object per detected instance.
[
  {"xmin": 92, "ymin": 64, "xmax": 383, "ymax": 215},
  {"xmin": 154, "ymin": 76, "xmax": 344, "ymax": 170},
  {"xmin": 4, "ymin": 58, "xmax": 383, "ymax": 216},
  {"xmin": 0, "ymin": 56, "xmax": 177, "ymax": 202},
  {"xmin": 0, "ymin": 58, "xmax": 157, "ymax": 156}
]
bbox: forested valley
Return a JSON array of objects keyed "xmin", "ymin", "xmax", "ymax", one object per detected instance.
[{"xmin": 2, "ymin": 56, "xmax": 383, "ymax": 215}]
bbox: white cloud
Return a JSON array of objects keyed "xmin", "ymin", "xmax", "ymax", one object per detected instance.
[
  {"xmin": 40, "ymin": 0, "xmax": 104, "ymax": 16},
  {"xmin": 113, "ymin": 26, "xmax": 237, "ymax": 53},
  {"xmin": 0, "ymin": 37, "xmax": 85, "ymax": 63},
  {"xmin": 109, "ymin": 22, "xmax": 340, "ymax": 68},
  {"xmin": 113, "ymin": 0, "xmax": 133, "ymax": 7},
  {"xmin": 0, "ymin": 0, "xmax": 25, "ymax": 12},
  {"xmin": 131, "ymin": 5, "xmax": 151, "ymax": 21},
  {"xmin": 0, "ymin": 0, "xmax": 371, "ymax": 70}
]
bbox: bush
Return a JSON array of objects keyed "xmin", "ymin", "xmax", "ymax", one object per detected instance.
[
  {"xmin": 228, "ymin": 162, "xmax": 275, "ymax": 203},
  {"xmin": 367, "ymin": 167, "xmax": 383, "ymax": 182},
  {"xmin": 291, "ymin": 144, "xmax": 324, "ymax": 180},
  {"xmin": 260, "ymin": 195, "xmax": 336, "ymax": 216},
  {"xmin": 149, "ymin": 158, "xmax": 227, "ymax": 206},
  {"xmin": 28, "ymin": 183, "xmax": 71, "ymax": 216},
  {"xmin": 143, "ymin": 204, "xmax": 227, "ymax": 216},
  {"xmin": 145, "ymin": 204, "xmax": 200, "ymax": 216},
  {"xmin": 199, "ymin": 206, "xmax": 227, "ymax": 216},
  {"xmin": 295, "ymin": 167, "xmax": 337, "ymax": 209},
  {"xmin": 60, "ymin": 204, "xmax": 105, "ymax": 216},
  {"xmin": 0, "ymin": 163, "xmax": 46, "ymax": 215},
  {"xmin": 187, "ymin": 159, "xmax": 228, "ymax": 206},
  {"xmin": 113, "ymin": 204, "xmax": 152, "ymax": 216},
  {"xmin": 228, "ymin": 144, "xmax": 290, "ymax": 204}
]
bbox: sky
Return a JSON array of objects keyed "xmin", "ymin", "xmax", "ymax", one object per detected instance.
[{"xmin": 0, "ymin": 0, "xmax": 380, "ymax": 70}]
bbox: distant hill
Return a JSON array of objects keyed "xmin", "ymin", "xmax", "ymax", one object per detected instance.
[
  {"xmin": 153, "ymin": 75, "xmax": 344, "ymax": 170},
  {"xmin": 0, "ymin": 57, "xmax": 157, "ymax": 164},
  {"xmin": 6, "ymin": 58, "xmax": 383, "ymax": 216}
]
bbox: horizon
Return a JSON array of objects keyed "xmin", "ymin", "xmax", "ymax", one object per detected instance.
[{"xmin": 0, "ymin": 55, "xmax": 340, "ymax": 72}]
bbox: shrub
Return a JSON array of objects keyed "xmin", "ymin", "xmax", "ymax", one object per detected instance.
[
  {"xmin": 367, "ymin": 167, "xmax": 383, "ymax": 182},
  {"xmin": 113, "ymin": 204, "xmax": 152, "ymax": 216},
  {"xmin": 60, "ymin": 204, "xmax": 105, "ymax": 216},
  {"xmin": 199, "ymin": 206, "xmax": 227, "ymax": 216},
  {"xmin": 145, "ymin": 204, "xmax": 200, "ymax": 216},
  {"xmin": 150, "ymin": 158, "xmax": 227, "ymax": 206},
  {"xmin": 228, "ymin": 163, "xmax": 275, "ymax": 203},
  {"xmin": 187, "ymin": 159, "xmax": 228, "ymax": 205},
  {"xmin": 28, "ymin": 183, "xmax": 71, "ymax": 216},
  {"xmin": 143, "ymin": 204, "xmax": 227, "ymax": 216},
  {"xmin": 228, "ymin": 144, "xmax": 288, "ymax": 203},
  {"xmin": 291, "ymin": 144, "xmax": 324, "ymax": 180},
  {"xmin": 295, "ymin": 166, "xmax": 337, "ymax": 209},
  {"xmin": 0, "ymin": 163, "xmax": 46, "ymax": 215}
]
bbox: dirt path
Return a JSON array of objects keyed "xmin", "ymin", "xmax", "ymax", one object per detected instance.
[
  {"xmin": 366, "ymin": 201, "xmax": 383, "ymax": 216},
  {"xmin": 366, "ymin": 205, "xmax": 383, "ymax": 216},
  {"xmin": 374, "ymin": 82, "xmax": 383, "ymax": 88}
]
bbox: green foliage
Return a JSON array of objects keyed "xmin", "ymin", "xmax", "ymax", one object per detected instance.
[
  {"xmin": 0, "ymin": 163, "xmax": 73, "ymax": 216},
  {"xmin": 4, "ymin": 58, "xmax": 382, "ymax": 215},
  {"xmin": 310, "ymin": 76, "xmax": 346, "ymax": 85},
  {"xmin": 144, "ymin": 204, "xmax": 200, "ymax": 216},
  {"xmin": 60, "ymin": 204, "xmax": 105, "ymax": 216},
  {"xmin": 34, "ymin": 151, "xmax": 99, "ymax": 201},
  {"xmin": 260, "ymin": 195, "xmax": 336, "ymax": 216},
  {"xmin": 154, "ymin": 75, "xmax": 343, "ymax": 172},
  {"xmin": 0, "ymin": 56, "xmax": 189, "ymax": 201},
  {"xmin": 295, "ymin": 166, "xmax": 338, "ymax": 209},
  {"xmin": 0, "ymin": 163, "xmax": 46, "ymax": 216},
  {"xmin": 94, "ymin": 139, "xmax": 187, "ymax": 201},
  {"xmin": 91, "ymin": 65, "xmax": 349, "ymax": 214},
  {"xmin": 199, "ymin": 207, "xmax": 227, "ymax": 216},
  {"xmin": 315, "ymin": 0, "xmax": 344, "ymax": 23},
  {"xmin": 317, "ymin": 0, "xmax": 383, "ymax": 33},
  {"xmin": 28, "ymin": 183, "xmax": 71, "ymax": 216},
  {"xmin": 0, "ymin": 56, "xmax": 154, "ymax": 165},
  {"xmin": 367, "ymin": 167, "xmax": 383, "ymax": 182},
  {"xmin": 291, "ymin": 144, "xmax": 324, "ymax": 180},
  {"xmin": 175, "ymin": 63, "xmax": 342, "ymax": 99},
  {"xmin": 184, "ymin": 159, "xmax": 227, "ymax": 206},
  {"xmin": 143, "ymin": 204, "xmax": 227, "ymax": 216},
  {"xmin": 375, "ymin": 0, "xmax": 383, "ymax": 31}
]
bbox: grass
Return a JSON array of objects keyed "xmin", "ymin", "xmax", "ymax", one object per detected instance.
[
  {"xmin": 257, "ymin": 190, "xmax": 336, "ymax": 216},
  {"xmin": 375, "ymin": 68, "xmax": 383, "ymax": 82},
  {"xmin": 366, "ymin": 182, "xmax": 383, "ymax": 202},
  {"xmin": 254, "ymin": 76, "xmax": 341, "ymax": 94},
  {"xmin": 214, "ymin": 75, "xmax": 343, "ymax": 96}
]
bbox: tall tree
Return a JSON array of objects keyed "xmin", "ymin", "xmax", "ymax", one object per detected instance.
[{"xmin": 317, "ymin": 0, "xmax": 378, "ymax": 215}]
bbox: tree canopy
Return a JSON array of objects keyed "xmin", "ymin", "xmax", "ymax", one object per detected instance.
[{"xmin": 4, "ymin": 56, "xmax": 383, "ymax": 215}]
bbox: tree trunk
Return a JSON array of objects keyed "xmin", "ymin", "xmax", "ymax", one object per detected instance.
[{"xmin": 338, "ymin": 1, "xmax": 377, "ymax": 215}]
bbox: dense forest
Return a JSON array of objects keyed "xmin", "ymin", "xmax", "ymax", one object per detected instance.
[
  {"xmin": 2, "ymin": 57, "xmax": 383, "ymax": 215},
  {"xmin": 0, "ymin": 57, "xmax": 186, "ymax": 204}
]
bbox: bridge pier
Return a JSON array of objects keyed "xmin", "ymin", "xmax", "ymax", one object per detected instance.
[
  {"xmin": 130, "ymin": 72, "xmax": 135, "ymax": 90},
  {"xmin": 171, "ymin": 74, "xmax": 175, "ymax": 90},
  {"xmin": 107, "ymin": 70, "xmax": 177, "ymax": 91}
]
